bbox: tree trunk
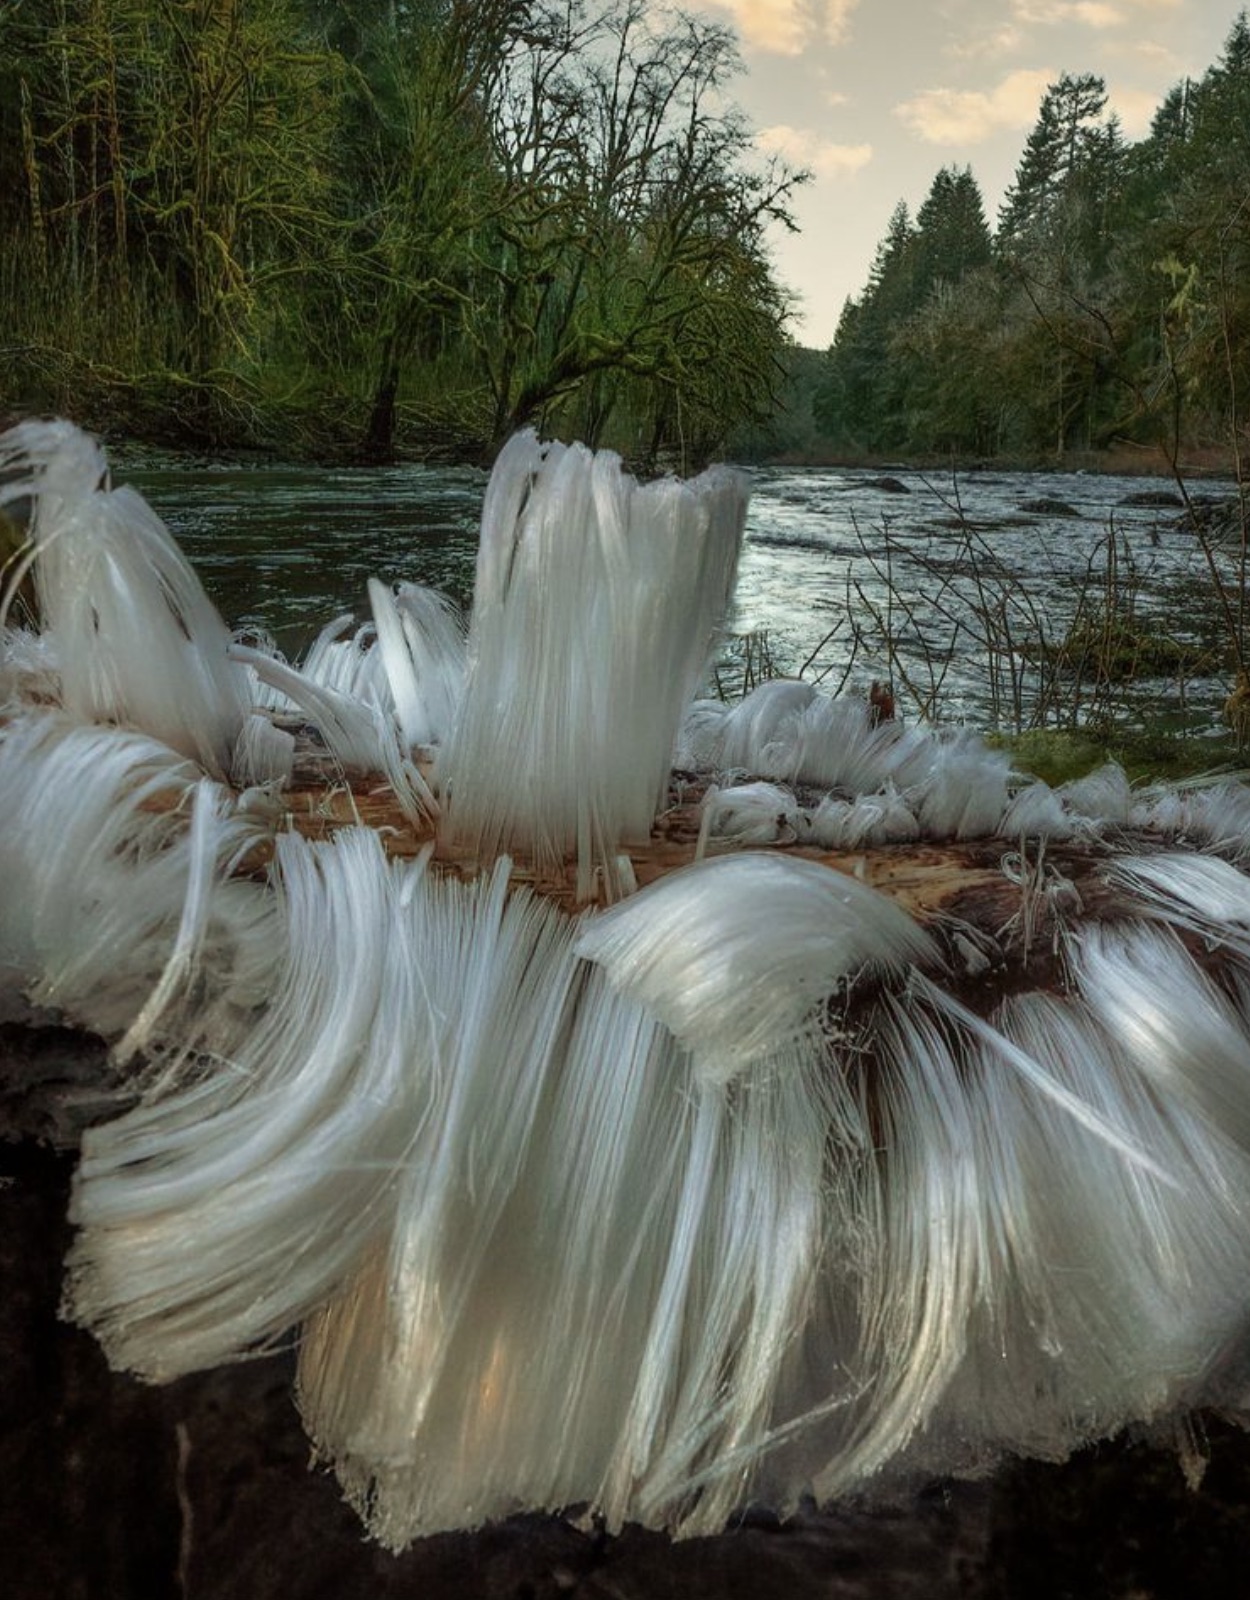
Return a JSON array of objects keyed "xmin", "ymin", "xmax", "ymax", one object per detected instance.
[{"xmin": 363, "ymin": 365, "xmax": 400, "ymax": 464}]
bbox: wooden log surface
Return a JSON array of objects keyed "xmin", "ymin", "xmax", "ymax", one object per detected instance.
[
  {"xmin": 277, "ymin": 770, "xmax": 1090, "ymax": 910},
  {"xmin": 258, "ymin": 763, "xmax": 1146, "ymax": 1017}
]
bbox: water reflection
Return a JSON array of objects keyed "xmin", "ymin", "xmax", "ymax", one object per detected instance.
[{"xmin": 125, "ymin": 462, "xmax": 487, "ymax": 654}]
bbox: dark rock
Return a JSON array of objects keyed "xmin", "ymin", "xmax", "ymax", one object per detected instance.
[
  {"xmin": 1119, "ymin": 489, "xmax": 1185, "ymax": 509},
  {"xmin": 864, "ymin": 476, "xmax": 911, "ymax": 494},
  {"xmin": 1019, "ymin": 498, "xmax": 1081, "ymax": 518},
  {"xmin": 0, "ymin": 1014, "xmax": 123, "ymax": 1148}
]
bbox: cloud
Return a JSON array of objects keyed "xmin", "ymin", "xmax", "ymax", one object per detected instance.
[
  {"xmin": 1131, "ymin": 40, "xmax": 1180, "ymax": 66},
  {"xmin": 944, "ymin": 0, "xmax": 1181, "ymax": 62},
  {"xmin": 819, "ymin": 0, "xmax": 861, "ymax": 45},
  {"xmin": 698, "ymin": 1, "xmax": 860, "ymax": 56},
  {"xmin": 942, "ymin": 0, "xmax": 1183, "ymax": 63},
  {"xmin": 1108, "ymin": 84, "xmax": 1165, "ymax": 135},
  {"xmin": 946, "ymin": 24, "xmax": 1028, "ymax": 61},
  {"xmin": 1067, "ymin": 2, "xmax": 1123, "ymax": 24},
  {"xmin": 757, "ymin": 124, "xmax": 873, "ymax": 177},
  {"xmin": 1011, "ymin": 0, "xmax": 1181, "ymax": 25},
  {"xmin": 894, "ymin": 67, "xmax": 1054, "ymax": 145},
  {"xmin": 1011, "ymin": 0, "xmax": 1120, "ymax": 22}
]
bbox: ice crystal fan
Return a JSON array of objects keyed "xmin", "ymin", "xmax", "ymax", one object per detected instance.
[{"xmin": 4, "ymin": 418, "xmax": 1250, "ymax": 1550}]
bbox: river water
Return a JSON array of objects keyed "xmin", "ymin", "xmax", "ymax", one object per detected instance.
[{"xmin": 121, "ymin": 453, "xmax": 1242, "ymax": 741}]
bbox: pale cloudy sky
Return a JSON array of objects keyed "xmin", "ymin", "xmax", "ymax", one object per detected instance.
[{"xmin": 689, "ymin": 0, "xmax": 1239, "ymax": 346}]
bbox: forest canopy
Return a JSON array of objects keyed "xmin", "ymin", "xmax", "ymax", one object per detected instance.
[
  {"xmin": 812, "ymin": 11, "xmax": 1250, "ymax": 463},
  {"xmin": 0, "ymin": 0, "xmax": 802, "ymax": 465}
]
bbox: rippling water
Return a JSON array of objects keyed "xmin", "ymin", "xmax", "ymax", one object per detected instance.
[{"xmin": 122, "ymin": 454, "xmax": 1240, "ymax": 737}]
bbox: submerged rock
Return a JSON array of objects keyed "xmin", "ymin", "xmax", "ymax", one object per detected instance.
[
  {"xmin": 1120, "ymin": 488, "xmax": 1185, "ymax": 509},
  {"xmin": 1178, "ymin": 493, "xmax": 1249, "ymax": 544},
  {"xmin": 1019, "ymin": 497, "xmax": 1081, "ymax": 518}
]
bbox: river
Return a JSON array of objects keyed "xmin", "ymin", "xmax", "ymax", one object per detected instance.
[{"xmin": 120, "ymin": 452, "xmax": 1242, "ymax": 742}]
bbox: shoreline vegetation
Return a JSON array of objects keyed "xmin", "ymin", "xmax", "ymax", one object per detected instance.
[
  {"xmin": 0, "ymin": 2, "xmax": 801, "ymax": 474},
  {"xmin": 804, "ymin": 15, "xmax": 1250, "ymax": 479},
  {"xmin": 74, "ymin": 422, "xmax": 1247, "ymax": 482}
]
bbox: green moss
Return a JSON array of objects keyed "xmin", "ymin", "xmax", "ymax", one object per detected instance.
[
  {"xmin": 988, "ymin": 726, "xmax": 1249, "ymax": 786},
  {"xmin": 1019, "ymin": 615, "xmax": 1224, "ymax": 684}
]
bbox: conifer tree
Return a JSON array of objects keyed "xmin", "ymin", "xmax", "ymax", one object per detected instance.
[
  {"xmin": 911, "ymin": 167, "xmax": 992, "ymax": 299},
  {"xmin": 998, "ymin": 72, "xmax": 1113, "ymax": 250}
]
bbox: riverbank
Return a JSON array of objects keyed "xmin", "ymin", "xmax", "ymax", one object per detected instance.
[
  {"xmin": 7, "ymin": 395, "xmax": 1243, "ymax": 482},
  {"xmin": 94, "ymin": 416, "xmax": 1250, "ymax": 482},
  {"xmin": 755, "ymin": 439, "xmax": 1242, "ymax": 481}
]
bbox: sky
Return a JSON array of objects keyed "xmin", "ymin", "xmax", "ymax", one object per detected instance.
[{"xmin": 687, "ymin": 0, "xmax": 1241, "ymax": 347}]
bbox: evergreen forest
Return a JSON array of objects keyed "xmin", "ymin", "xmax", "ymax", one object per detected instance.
[
  {"xmin": 813, "ymin": 11, "xmax": 1250, "ymax": 465},
  {"xmin": 0, "ymin": 0, "xmax": 800, "ymax": 464}
]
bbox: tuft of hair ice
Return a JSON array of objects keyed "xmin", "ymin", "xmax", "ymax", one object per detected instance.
[
  {"xmin": 229, "ymin": 642, "xmax": 435, "ymax": 819},
  {"xmin": 1070, "ymin": 917, "xmax": 1250, "ymax": 1157},
  {"xmin": 1103, "ymin": 850, "xmax": 1250, "ymax": 950},
  {"xmin": 367, "ymin": 579, "xmax": 466, "ymax": 751},
  {"xmin": 69, "ymin": 830, "xmax": 436, "ymax": 1378},
  {"xmin": 230, "ymin": 710, "xmax": 297, "ymax": 788},
  {"xmin": 697, "ymin": 781, "xmax": 802, "ymax": 847},
  {"xmin": 997, "ymin": 779, "xmax": 1073, "ymax": 840},
  {"xmin": 235, "ymin": 615, "xmax": 368, "ymax": 715},
  {"xmin": 716, "ymin": 679, "xmax": 817, "ymax": 773},
  {"xmin": 436, "ymin": 433, "xmax": 747, "ymax": 890},
  {"xmin": 1060, "ymin": 760, "xmax": 1132, "ymax": 825},
  {"xmin": 673, "ymin": 698, "xmax": 730, "ymax": 771},
  {"xmin": 230, "ymin": 585, "xmax": 464, "ymax": 765},
  {"xmin": 0, "ymin": 710, "xmax": 279, "ymax": 1052},
  {"xmin": 804, "ymin": 782, "xmax": 921, "ymax": 848},
  {"xmin": 824, "ymin": 980, "xmax": 1250, "ymax": 1489},
  {"xmin": 0, "ymin": 420, "xmax": 252, "ymax": 777},
  {"xmin": 18, "ymin": 416, "xmax": 1250, "ymax": 1549},
  {"xmin": 0, "ymin": 624, "xmax": 59, "ymax": 704},
  {"xmin": 575, "ymin": 852, "xmax": 936, "ymax": 1082},
  {"xmin": 1131, "ymin": 777, "xmax": 1250, "ymax": 862}
]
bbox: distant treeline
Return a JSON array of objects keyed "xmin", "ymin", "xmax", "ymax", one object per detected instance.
[
  {"xmin": 812, "ymin": 12, "xmax": 1250, "ymax": 464},
  {"xmin": 0, "ymin": 1, "xmax": 799, "ymax": 465}
]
